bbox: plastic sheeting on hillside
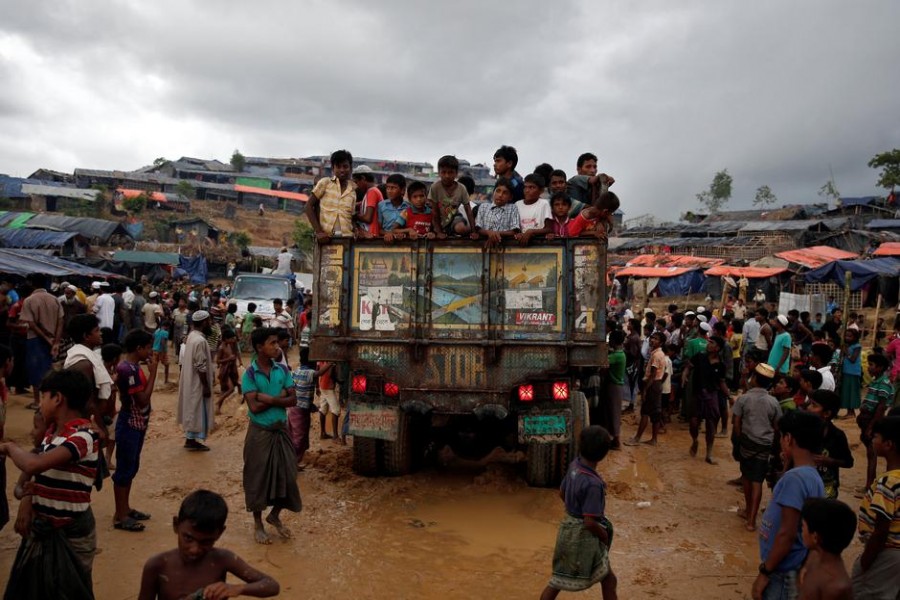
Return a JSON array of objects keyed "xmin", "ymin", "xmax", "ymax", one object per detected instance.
[
  {"xmin": 173, "ymin": 254, "xmax": 208, "ymax": 284},
  {"xmin": 0, "ymin": 228, "xmax": 79, "ymax": 249},
  {"xmin": 704, "ymin": 266, "xmax": 789, "ymax": 278},
  {"xmin": 873, "ymin": 242, "xmax": 900, "ymax": 257},
  {"xmin": 0, "ymin": 249, "xmax": 122, "ymax": 278},
  {"xmin": 775, "ymin": 246, "xmax": 857, "ymax": 269},
  {"xmin": 616, "ymin": 267, "xmax": 706, "ymax": 297},
  {"xmin": 805, "ymin": 257, "xmax": 900, "ymax": 291},
  {"xmin": 25, "ymin": 214, "xmax": 130, "ymax": 242}
]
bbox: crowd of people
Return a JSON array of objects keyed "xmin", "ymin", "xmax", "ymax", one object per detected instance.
[{"xmin": 577, "ymin": 295, "xmax": 900, "ymax": 599}]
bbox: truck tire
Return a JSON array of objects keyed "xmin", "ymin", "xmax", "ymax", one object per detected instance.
[
  {"xmin": 352, "ymin": 436, "xmax": 381, "ymax": 477},
  {"xmin": 525, "ymin": 442, "xmax": 555, "ymax": 487},
  {"xmin": 382, "ymin": 411, "xmax": 412, "ymax": 476},
  {"xmin": 556, "ymin": 391, "xmax": 591, "ymax": 482}
]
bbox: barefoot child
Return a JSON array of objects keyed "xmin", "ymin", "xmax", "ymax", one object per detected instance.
[
  {"xmin": 541, "ymin": 425, "xmax": 617, "ymax": 600},
  {"xmin": 858, "ymin": 353, "xmax": 893, "ymax": 491},
  {"xmin": 215, "ymin": 327, "xmax": 241, "ymax": 414},
  {"xmin": 113, "ymin": 329, "xmax": 159, "ymax": 532},
  {"xmin": 625, "ymin": 332, "xmax": 666, "ymax": 446},
  {"xmin": 100, "ymin": 343, "xmax": 122, "ymax": 470},
  {"xmin": 852, "ymin": 415, "xmax": 900, "ymax": 597},
  {"xmin": 152, "ymin": 316, "xmax": 170, "ymax": 384},
  {"xmin": 242, "ymin": 328, "xmax": 302, "ymax": 544},
  {"xmin": 1, "ymin": 369, "xmax": 100, "ymax": 599},
  {"xmin": 733, "ymin": 363, "xmax": 781, "ymax": 532},
  {"xmin": 797, "ymin": 498, "xmax": 855, "ymax": 600},
  {"xmin": 138, "ymin": 489, "xmax": 280, "ymax": 600}
]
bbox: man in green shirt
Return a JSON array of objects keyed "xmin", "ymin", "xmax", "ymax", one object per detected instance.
[{"xmin": 604, "ymin": 329, "xmax": 627, "ymax": 449}]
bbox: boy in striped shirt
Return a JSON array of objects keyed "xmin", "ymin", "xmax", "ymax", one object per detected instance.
[
  {"xmin": 1, "ymin": 369, "xmax": 99, "ymax": 599},
  {"xmin": 853, "ymin": 415, "xmax": 900, "ymax": 597}
]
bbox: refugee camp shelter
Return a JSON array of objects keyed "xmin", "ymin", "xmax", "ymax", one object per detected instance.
[
  {"xmin": 805, "ymin": 257, "xmax": 900, "ymax": 306},
  {"xmin": 0, "ymin": 248, "xmax": 121, "ymax": 279},
  {"xmin": 0, "ymin": 228, "xmax": 87, "ymax": 256}
]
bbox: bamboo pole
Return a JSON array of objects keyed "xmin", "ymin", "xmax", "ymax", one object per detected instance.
[
  {"xmin": 871, "ymin": 294, "xmax": 883, "ymax": 350},
  {"xmin": 839, "ymin": 270, "xmax": 852, "ymax": 349}
]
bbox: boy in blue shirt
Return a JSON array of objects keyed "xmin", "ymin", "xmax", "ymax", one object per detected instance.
[
  {"xmin": 241, "ymin": 327, "xmax": 302, "ymax": 545},
  {"xmin": 152, "ymin": 316, "xmax": 170, "ymax": 384},
  {"xmin": 377, "ymin": 173, "xmax": 411, "ymax": 240},
  {"xmin": 754, "ymin": 410, "xmax": 826, "ymax": 600},
  {"xmin": 493, "ymin": 145, "xmax": 524, "ymax": 201},
  {"xmin": 541, "ymin": 426, "xmax": 617, "ymax": 600}
]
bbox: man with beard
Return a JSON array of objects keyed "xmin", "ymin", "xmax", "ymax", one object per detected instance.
[{"xmin": 178, "ymin": 310, "xmax": 215, "ymax": 451}]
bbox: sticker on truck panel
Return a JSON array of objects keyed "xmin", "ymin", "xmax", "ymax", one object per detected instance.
[
  {"xmin": 348, "ymin": 401, "xmax": 400, "ymax": 441},
  {"xmin": 518, "ymin": 414, "xmax": 570, "ymax": 443}
]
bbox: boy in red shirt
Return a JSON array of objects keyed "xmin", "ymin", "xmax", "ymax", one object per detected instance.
[
  {"xmin": 386, "ymin": 181, "xmax": 438, "ymax": 240},
  {"xmin": 316, "ymin": 362, "xmax": 340, "ymax": 441}
]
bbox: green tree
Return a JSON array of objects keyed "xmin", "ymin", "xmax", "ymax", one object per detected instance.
[
  {"xmin": 122, "ymin": 192, "xmax": 148, "ymax": 214},
  {"xmin": 153, "ymin": 157, "xmax": 168, "ymax": 167},
  {"xmin": 230, "ymin": 230, "xmax": 251, "ymax": 249},
  {"xmin": 817, "ymin": 180, "xmax": 841, "ymax": 204},
  {"xmin": 695, "ymin": 169, "xmax": 733, "ymax": 213},
  {"xmin": 230, "ymin": 149, "xmax": 246, "ymax": 173},
  {"xmin": 753, "ymin": 185, "xmax": 777, "ymax": 207},
  {"xmin": 175, "ymin": 180, "xmax": 195, "ymax": 200},
  {"xmin": 868, "ymin": 149, "xmax": 900, "ymax": 194},
  {"xmin": 292, "ymin": 219, "xmax": 315, "ymax": 255}
]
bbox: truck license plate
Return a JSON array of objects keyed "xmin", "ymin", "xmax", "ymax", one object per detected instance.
[
  {"xmin": 521, "ymin": 414, "xmax": 568, "ymax": 442},
  {"xmin": 348, "ymin": 401, "xmax": 399, "ymax": 442}
]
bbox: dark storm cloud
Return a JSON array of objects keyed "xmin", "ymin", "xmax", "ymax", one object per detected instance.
[{"xmin": 1, "ymin": 1, "xmax": 899, "ymax": 219}]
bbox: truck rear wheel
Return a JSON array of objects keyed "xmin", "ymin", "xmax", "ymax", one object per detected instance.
[
  {"xmin": 382, "ymin": 411, "xmax": 412, "ymax": 476},
  {"xmin": 557, "ymin": 391, "xmax": 591, "ymax": 479},
  {"xmin": 352, "ymin": 436, "xmax": 381, "ymax": 477},
  {"xmin": 525, "ymin": 443, "xmax": 555, "ymax": 487}
]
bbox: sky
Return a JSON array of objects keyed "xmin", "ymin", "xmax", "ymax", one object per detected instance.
[{"xmin": 1, "ymin": 0, "xmax": 899, "ymax": 222}]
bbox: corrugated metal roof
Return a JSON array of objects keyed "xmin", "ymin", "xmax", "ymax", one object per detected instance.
[
  {"xmin": 0, "ymin": 228, "xmax": 79, "ymax": 249},
  {"xmin": 0, "ymin": 248, "xmax": 123, "ymax": 278},
  {"xmin": 19, "ymin": 183, "xmax": 97, "ymax": 201},
  {"xmin": 7, "ymin": 213, "xmax": 36, "ymax": 229},
  {"xmin": 113, "ymin": 250, "xmax": 180, "ymax": 265}
]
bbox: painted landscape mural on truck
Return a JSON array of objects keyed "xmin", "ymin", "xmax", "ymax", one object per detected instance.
[{"xmin": 350, "ymin": 247, "xmax": 570, "ymax": 334}]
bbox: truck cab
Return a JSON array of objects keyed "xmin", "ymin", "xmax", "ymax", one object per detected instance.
[
  {"xmin": 228, "ymin": 273, "xmax": 293, "ymax": 327},
  {"xmin": 310, "ymin": 237, "xmax": 607, "ymax": 486}
]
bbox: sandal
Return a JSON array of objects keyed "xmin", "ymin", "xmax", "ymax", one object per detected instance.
[
  {"xmin": 184, "ymin": 440, "xmax": 210, "ymax": 452},
  {"xmin": 129, "ymin": 509, "xmax": 151, "ymax": 521},
  {"xmin": 113, "ymin": 517, "xmax": 145, "ymax": 532}
]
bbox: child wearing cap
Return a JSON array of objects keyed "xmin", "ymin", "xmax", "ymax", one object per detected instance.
[{"xmin": 733, "ymin": 363, "xmax": 782, "ymax": 531}]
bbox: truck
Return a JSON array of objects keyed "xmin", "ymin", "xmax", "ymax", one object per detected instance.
[
  {"xmin": 228, "ymin": 273, "xmax": 293, "ymax": 326},
  {"xmin": 309, "ymin": 237, "xmax": 607, "ymax": 487}
]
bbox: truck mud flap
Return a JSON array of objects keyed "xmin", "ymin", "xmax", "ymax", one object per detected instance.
[{"xmin": 348, "ymin": 401, "xmax": 400, "ymax": 442}]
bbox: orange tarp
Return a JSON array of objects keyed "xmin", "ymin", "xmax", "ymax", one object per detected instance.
[
  {"xmin": 705, "ymin": 266, "xmax": 789, "ymax": 278},
  {"xmin": 117, "ymin": 188, "xmax": 169, "ymax": 203},
  {"xmin": 234, "ymin": 185, "xmax": 308, "ymax": 202},
  {"xmin": 616, "ymin": 266, "xmax": 696, "ymax": 278},
  {"xmin": 774, "ymin": 246, "xmax": 856, "ymax": 269},
  {"xmin": 625, "ymin": 254, "xmax": 725, "ymax": 269},
  {"xmin": 873, "ymin": 242, "xmax": 900, "ymax": 257}
]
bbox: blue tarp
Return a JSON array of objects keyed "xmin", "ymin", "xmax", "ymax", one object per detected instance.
[
  {"xmin": 867, "ymin": 219, "xmax": 900, "ymax": 229},
  {"xmin": 173, "ymin": 254, "xmax": 208, "ymax": 284},
  {"xmin": 124, "ymin": 222, "xmax": 144, "ymax": 240},
  {"xmin": 0, "ymin": 248, "xmax": 120, "ymax": 278},
  {"xmin": 0, "ymin": 228, "xmax": 79, "ymax": 249},
  {"xmin": 805, "ymin": 257, "xmax": 900, "ymax": 291},
  {"xmin": 656, "ymin": 270, "xmax": 706, "ymax": 297}
]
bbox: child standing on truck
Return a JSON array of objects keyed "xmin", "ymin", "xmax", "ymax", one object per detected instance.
[
  {"xmin": 471, "ymin": 178, "xmax": 520, "ymax": 247},
  {"xmin": 386, "ymin": 181, "xmax": 438, "ymax": 240},
  {"xmin": 540, "ymin": 425, "xmax": 618, "ymax": 600},
  {"xmin": 430, "ymin": 155, "xmax": 476, "ymax": 236},
  {"xmin": 378, "ymin": 173, "xmax": 411, "ymax": 242},
  {"xmin": 514, "ymin": 173, "xmax": 552, "ymax": 245}
]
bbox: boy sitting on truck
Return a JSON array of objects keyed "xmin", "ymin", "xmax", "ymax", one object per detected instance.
[
  {"xmin": 384, "ymin": 181, "xmax": 438, "ymax": 241},
  {"xmin": 429, "ymin": 155, "xmax": 475, "ymax": 236},
  {"xmin": 378, "ymin": 174, "xmax": 411, "ymax": 242},
  {"xmin": 471, "ymin": 177, "xmax": 520, "ymax": 247},
  {"xmin": 541, "ymin": 425, "xmax": 618, "ymax": 600},
  {"xmin": 546, "ymin": 193, "xmax": 613, "ymax": 240}
]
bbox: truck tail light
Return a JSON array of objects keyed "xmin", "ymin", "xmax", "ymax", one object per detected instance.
[
  {"xmin": 352, "ymin": 375, "xmax": 367, "ymax": 394},
  {"xmin": 384, "ymin": 382, "xmax": 399, "ymax": 397},
  {"xmin": 553, "ymin": 381, "xmax": 569, "ymax": 401},
  {"xmin": 518, "ymin": 384, "xmax": 534, "ymax": 402}
]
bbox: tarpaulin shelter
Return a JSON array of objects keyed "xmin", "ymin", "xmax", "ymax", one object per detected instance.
[
  {"xmin": 614, "ymin": 266, "xmax": 706, "ymax": 297},
  {"xmin": 173, "ymin": 254, "xmax": 208, "ymax": 284},
  {"xmin": 873, "ymin": 242, "xmax": 900, "ymax": 257},
  {"xmin": 0, "ymin": 248, "xmax": 123, "ymax": 279},
  {"xmin": 623, "ymin": 254, "xmax": 724, "ymax": 269},
  {"xmin": 704, "ymin": 266, "xmax": 790, "ymax": 278},
  {"xmin": 775, "ymin": 246, "xmax": 857, "ymax": 269},
  {"xmin": 805, "ymin": 257, "xmax": 900, "ymax": 305},
  {"xmin": 0, "ymin": 228, "xmax": 84, "ymax": 254},
  {"xmin": 113, "ymin": 250, "xmax": 180, "ymax": 265},
  {"xmin": 0, "ymin": 213, "xmax": 132, "ymax": 243},
  {"xmin": 703, "ymin": 266, "xmax": 792, "ymax": 302}
]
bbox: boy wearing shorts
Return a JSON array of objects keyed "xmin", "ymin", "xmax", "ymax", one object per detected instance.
[{"xmin": 317, "ymin": 361, "xmax": 339, "ymax": 440}]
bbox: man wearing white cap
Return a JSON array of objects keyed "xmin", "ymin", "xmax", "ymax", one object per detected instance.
[
  {"xmin": 92, "ymin": 282, "xmax": 116, "ymax": 344},
  {"xmin": 142, "ymin": 291, "xmax": 164, "ymax": 333},
  {"xmin": 769, "ymin": 315, "xmax": 793, "ymax": 375},
  {"xmin": 178, "ymin": 310, "xmax": 215, "ymax": 451},
  {"xmin": 85, "ymin": 281, "xmax": 101, "ymax": 314}
]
